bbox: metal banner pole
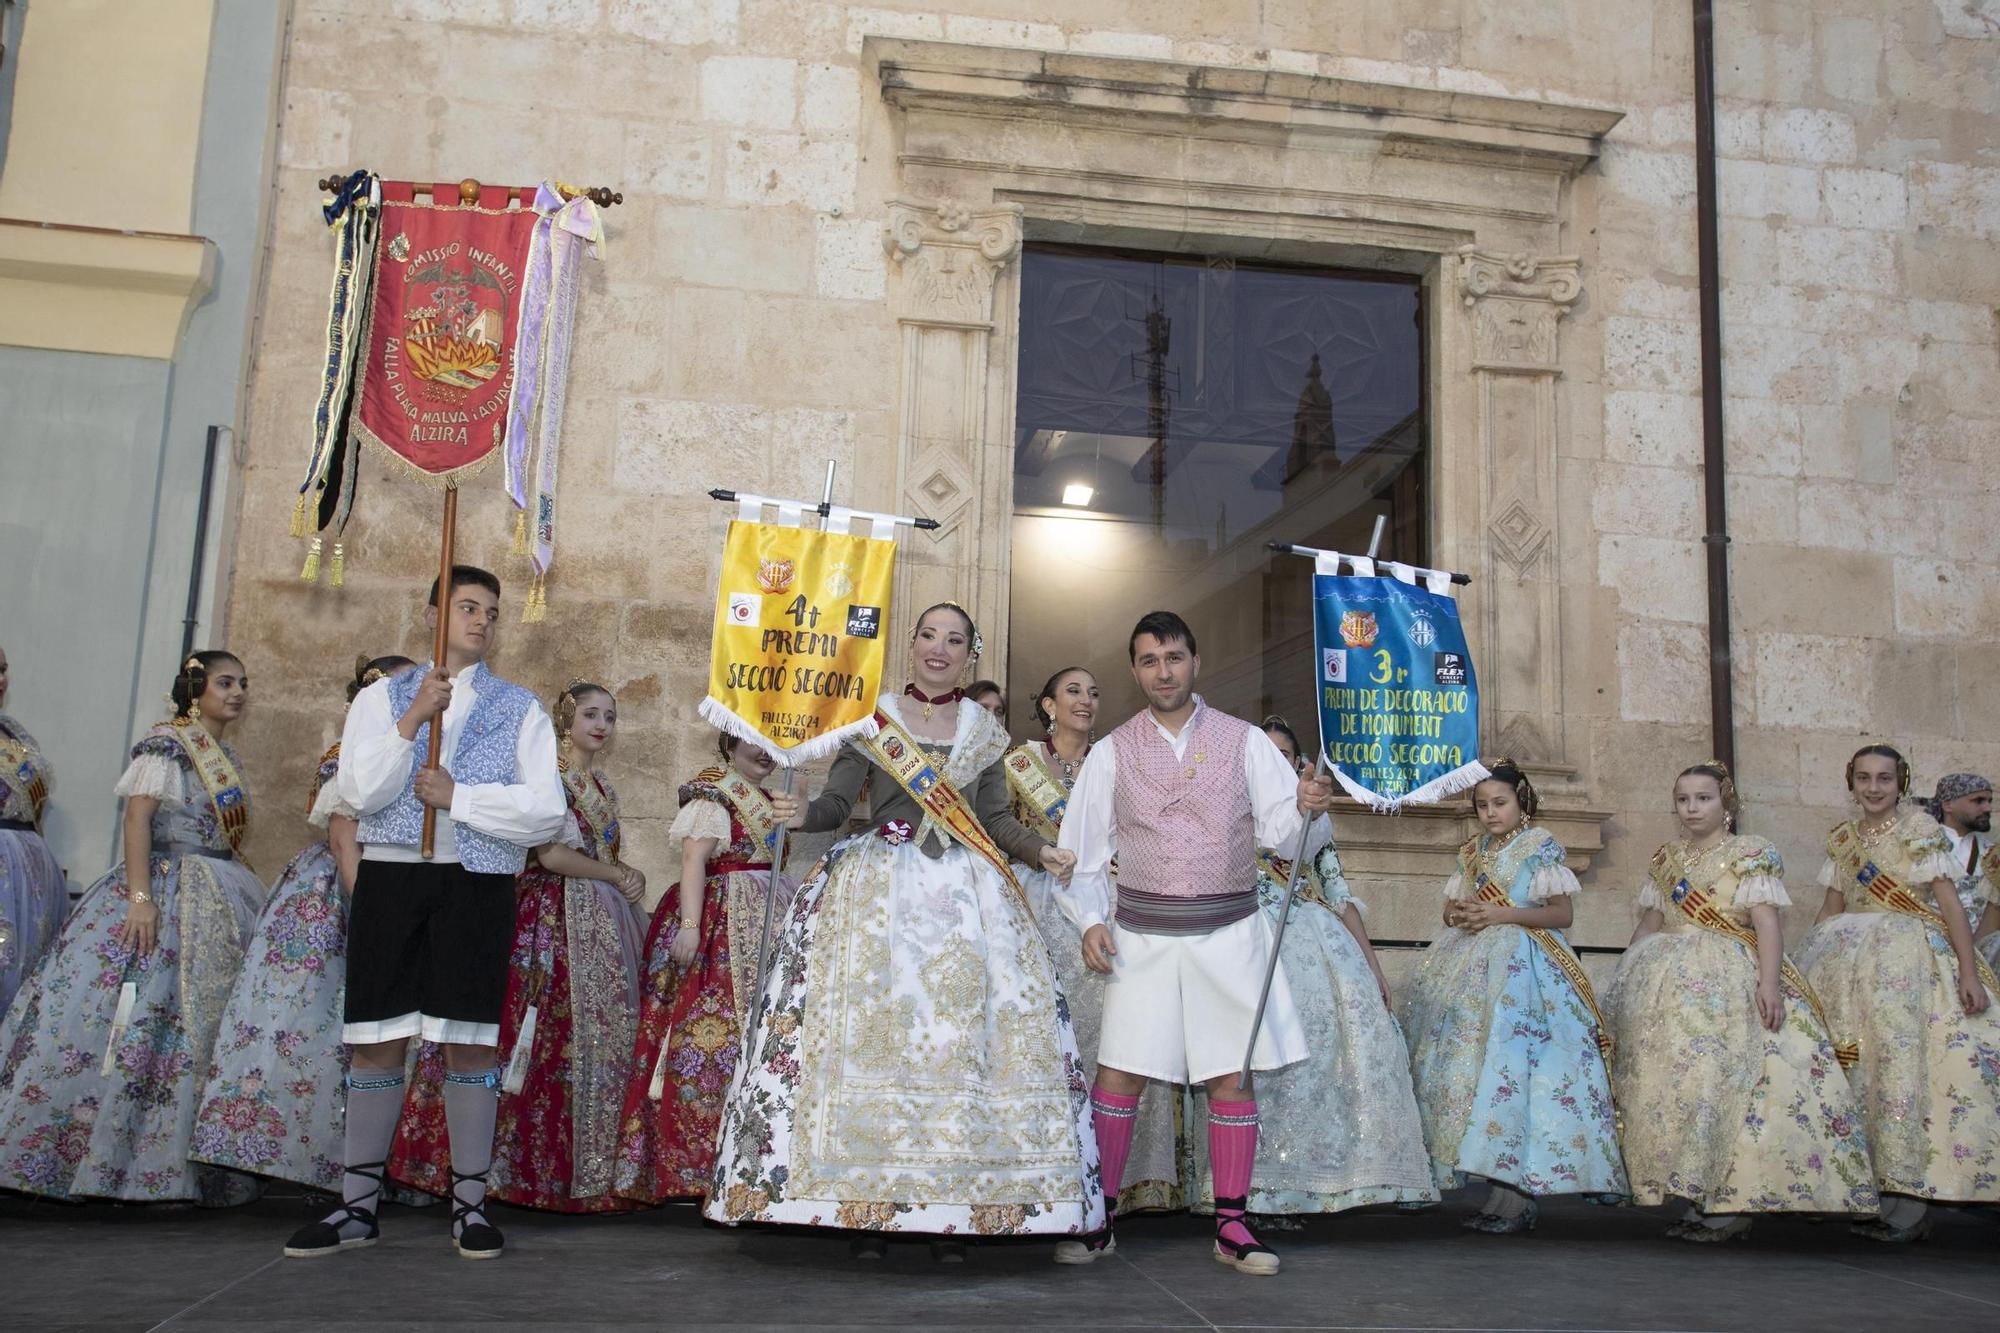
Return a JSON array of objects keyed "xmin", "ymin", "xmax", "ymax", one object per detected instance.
[
  {"xmin": 746, "ymin": 460, "xmax": 838, "ymax": 1019},
  {"xmin": 1239, "ymin": 751, "xmax": 1327, "ymax": 1087}
]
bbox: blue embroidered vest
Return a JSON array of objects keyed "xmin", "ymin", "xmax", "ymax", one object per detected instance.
[{"xmin": 357, "ymin": 664, "xmax": 539, "ymax": 873}]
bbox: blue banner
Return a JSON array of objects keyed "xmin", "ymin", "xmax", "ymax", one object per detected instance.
[{"xmin": 1312, "ymin": 573, "xmax": 1485, "ymax": 809}]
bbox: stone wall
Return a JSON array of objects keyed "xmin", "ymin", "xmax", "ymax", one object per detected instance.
[{"xmin": 224, "ymin": 0, "xmax": 1999, "ymax": 939}]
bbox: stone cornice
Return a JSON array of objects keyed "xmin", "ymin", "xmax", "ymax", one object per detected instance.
[
  {"xmin": 868, "ymin": 38, "xmax": 1624, "ymax": 173},
  {"xmin": 0, "ymin": 218, "xmax": 216, "ymax": 359}
]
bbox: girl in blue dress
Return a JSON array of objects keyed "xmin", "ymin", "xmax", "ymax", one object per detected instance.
[{"xmin": 1398, "ymin": 760, "xmax": 1627, "ymax": 1232}]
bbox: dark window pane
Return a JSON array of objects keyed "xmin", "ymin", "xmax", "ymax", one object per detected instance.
[{"xmin": 1009, "ymin": 244, "xmax": 1427, "ymax": 739}]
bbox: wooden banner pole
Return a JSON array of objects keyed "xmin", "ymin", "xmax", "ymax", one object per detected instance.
[{"xmin": 420, "ymin": 483, "xmax": 458, "ymax": 859}]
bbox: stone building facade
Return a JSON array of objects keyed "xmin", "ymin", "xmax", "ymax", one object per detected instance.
[{"xmin": 185, "ymin": 0, "xmax": 2000, "ymax": 949}]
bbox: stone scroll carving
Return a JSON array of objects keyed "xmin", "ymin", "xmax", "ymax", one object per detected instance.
[
  {"xmin": 885, "ymin": 199, "xmax": 1022, "ymax": 327},
  {"xmin": 882, "ymin": 199, "xmax": 1024, "ymax": 656},
  {"xmin": 1455, "ymin": 247, "xmax": 1581, "ymax": 767}
]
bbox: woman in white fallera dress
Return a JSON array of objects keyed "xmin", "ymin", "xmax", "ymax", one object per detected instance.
[{"xmin": 705, "ymin": 603, "xmax": 1103, "ymax": 1257}]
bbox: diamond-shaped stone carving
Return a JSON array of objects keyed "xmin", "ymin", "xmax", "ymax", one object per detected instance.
[
  {"xmin": 905, "ymin": 447, "xmax": 975, "ymax": 544},
  {"xmin": 919, "ymin": 469, "xmax": 960, "ymax": 506},
  {"xmin": 1488, "ymin": 498, "xmax": 1550, "ymax": 570}
]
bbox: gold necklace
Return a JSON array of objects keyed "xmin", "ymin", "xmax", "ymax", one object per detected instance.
[
  {"xmin": 1677, "ymin": 835, "xmax": 1730, "ymax": 878},
  {"xmin": 1477, "ymin": 822, "xmax": 1533, "ymax": 882},
  {"xmin": 1856, "ymin": 814, "xmax": 1899, "ymax": 846}
]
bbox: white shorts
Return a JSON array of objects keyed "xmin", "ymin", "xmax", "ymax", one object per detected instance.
[{"xmin": 1095, "ymin": 910, "xmax": 1308, "ymax": 1086}]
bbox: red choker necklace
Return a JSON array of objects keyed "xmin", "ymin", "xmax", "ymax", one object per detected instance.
[{"xmin": 904, "ymin": 684, "xmax": 963, "ymax": 720}]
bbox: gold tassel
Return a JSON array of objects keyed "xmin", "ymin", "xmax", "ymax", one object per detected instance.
[
  {"xmin": 300, "ymin": 535, "xmax": 323, "ymax": 582},
  {"xmin": 290, "ymin": 494, "xmax": 309, "ymax": 539},
  {"xmin": 329, "ymin": 542, "xmax": 346, "ymax": 588},
  {"xmin": 511, "ymin": 508, "xmax": 529, "ymax": 556},
  {"xmin": 521, "ymin": 573, "xmax": 547, "ymax": 624}
]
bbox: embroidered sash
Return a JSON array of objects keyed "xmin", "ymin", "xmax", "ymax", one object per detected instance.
[
  {"xmin": 166, "ymin": 722, "xmax": 251, "ymax": 861},
  {"xmin": 1003, "ymin": 743, "xmax": 1070, "ymax": 843},
  {"xmin": 1470, "ymin": 871, "xmax": 1612, "ymax": 1058},
  {"xmin": 861, "ymin": 710, "xmax": 1026, "ymax": 905},
  {"xmin": 710, "ymin": 768, "xmax": 782, "ymax": 863},
  {"xmin": 1254, "ymin": 849, "xmax": 1331, "ymax": 908},
  {"xmin": 305, "ymin": 742, "xmax": 341, "ymax": 819},
  {"xmin": 1830, "ymin": 822, "xmax": 2000, "ymax": 991},
  {"xmin": 1650, "ymin": 845, "xmax": 1858, "ymax": 1068},
  {"xmin": 0, "ymin": 720, "xmax": 51, "ymax": 825},
  {"xmin": 563, "ymin": 763, "xmax": 622, "ymax": 862}
]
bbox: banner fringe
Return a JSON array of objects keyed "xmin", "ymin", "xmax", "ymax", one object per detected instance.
[
  {"xmin": 521, "ymin": 573, "xmax": 548, "ymax": 624},
  {"xmin": 698, "ymin": 695, "xmax": 879, "ymax": 769},
  {"xmin": 1330, "ymin": 759, "xmax": 1490, "ymax": 813}
]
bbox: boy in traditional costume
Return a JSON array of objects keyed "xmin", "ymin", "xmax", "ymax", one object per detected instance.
[
  {"xmin": 284, "ymin": 566, "xmax": 566, "ymax": 1260},
  {"xmin": 1053, "ymin": 611, "xmax": 1337, "ymax": 1277}
]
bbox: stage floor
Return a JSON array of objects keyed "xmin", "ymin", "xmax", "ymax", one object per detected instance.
[{"xmin": 4, "ymin": 1187, "xmax": 1996, "ymax": 1331}]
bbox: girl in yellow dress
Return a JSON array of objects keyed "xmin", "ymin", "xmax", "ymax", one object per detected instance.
[
  {"xmin": 1607, "ymin": 762, "xmax": 1876, "ymax": 1242},
  {"xmin": 1797, "ymin": 744, "xmax": 2000, "ymax": 1241}
]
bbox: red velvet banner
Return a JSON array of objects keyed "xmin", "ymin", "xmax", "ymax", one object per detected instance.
[{"xmin": 355, "ymin": 183, "xmax": 537, "ymax": 480}]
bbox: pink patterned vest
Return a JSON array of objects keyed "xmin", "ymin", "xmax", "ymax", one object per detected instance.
[{"xmin": 1111, "ymin": 703, "xmax": 1256, "ymax": 899}]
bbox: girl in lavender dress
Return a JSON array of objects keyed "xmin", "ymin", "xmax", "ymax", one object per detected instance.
[
  {"xmin": 191, "ymin": 655, "xmax": 414, "ymax": 1191},
  {"xmin": 0, "ymin": 652, "xmax": 268, "ymax": 1203},
  {"xmin": 0, "ymin": 644, "xmax": 66, "ymax": 1021}
]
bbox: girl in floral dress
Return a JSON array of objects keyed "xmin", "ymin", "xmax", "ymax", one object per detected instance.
[
  {"xmin": 0, "ymin": 644, "xmax": 66, "ymax": 1021},
  {"xmin": 390, "ymin": 680, "xmax": 647, "ymax": 1213},
  {"xmin": 0, "ymin": 652, "xmax": 268, "ymax": 1204},
  {"xmin": 1797, "ymin": 744, "xmax": 2000, "ymax": 1242},
  {"xmin": 614, "ymin": 731, "xmax": 797, "ymax": 1203},
  {"xmin": 704, "ymin": 602, "xmax": 1103, "ymax": 1255},
  {"xmin": 190, "ymin": 655, "xmax": 414, "ymax": 1190},
  {"xmin": 1398, "ymin": 760, "xmax": 1627, "ymax": 1232},
  {"xmin": 1006, "ymin": 667, "xmax": 1181, "ymax": 1214},
  {"xmin": 1188, "ymin": 718, "xmax": 1436, "ymax": 1220},
  {"xmin": 1607, "ymin": 762, "xmax": 1876, "ymax": 1242}
]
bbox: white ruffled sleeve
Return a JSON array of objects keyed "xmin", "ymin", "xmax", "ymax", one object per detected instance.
[
  {"xmin": 114, "ymin": 753, "xmax": 183, "ymax": 803},
  {"xmin": 1526, "ymin": 862, "xmax": 1582, "ymax": 902},
  {"xmin": 668, "ymin": 799, "xmax": 731, "ymax": 847},
  {"xmin": 1908, "ymin": 851, "xmax": 1957, "ymax": 887},
  {"xmin": 306, "ymin": 780, "xmax": 357, "ymax": 830},
  {"xmin": 1636, "ymin": 881, "xmax": 1662, "ymax": 911},
  {"xmin": 1977, "ymin": 874, "xmax": 1998, "ymax": 909},
  {"xmin": 1733, "ymin": 875, "xmax": 1792, "ymax": 908},
  {"xmin": 1815, "ymin": 858, "xmax": 1837, "ymax": 890},
  {"xmin": 558, "ymin": 815, "xmax": 590, "ymax": 852},
  {"xmin": 1441, "ymin": 869, "xmax": 1466, "ymax": 901}
]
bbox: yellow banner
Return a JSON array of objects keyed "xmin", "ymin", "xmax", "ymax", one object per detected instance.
[{"xmin": 701, "ymin": 519, "xmax": 897, "ymax": 763}]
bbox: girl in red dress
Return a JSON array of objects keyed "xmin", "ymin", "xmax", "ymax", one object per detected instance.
[
  {"xmin": 614, "ymin": 732, "xmax": 795, "ymax": 1203},
  {"xmin": 390, "ymin": 680, "xmax": 647, "ymax": 1212}
]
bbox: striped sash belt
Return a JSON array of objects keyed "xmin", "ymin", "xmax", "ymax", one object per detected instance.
[{"xmin": 1114, "ymin": 886, "xmax": 1258, "ymax": 936}]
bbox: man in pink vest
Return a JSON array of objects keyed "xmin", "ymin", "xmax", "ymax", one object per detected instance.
[{"xmin": 1053, "ymin": 610, "xmax": 1334, "ymax": 1276}]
